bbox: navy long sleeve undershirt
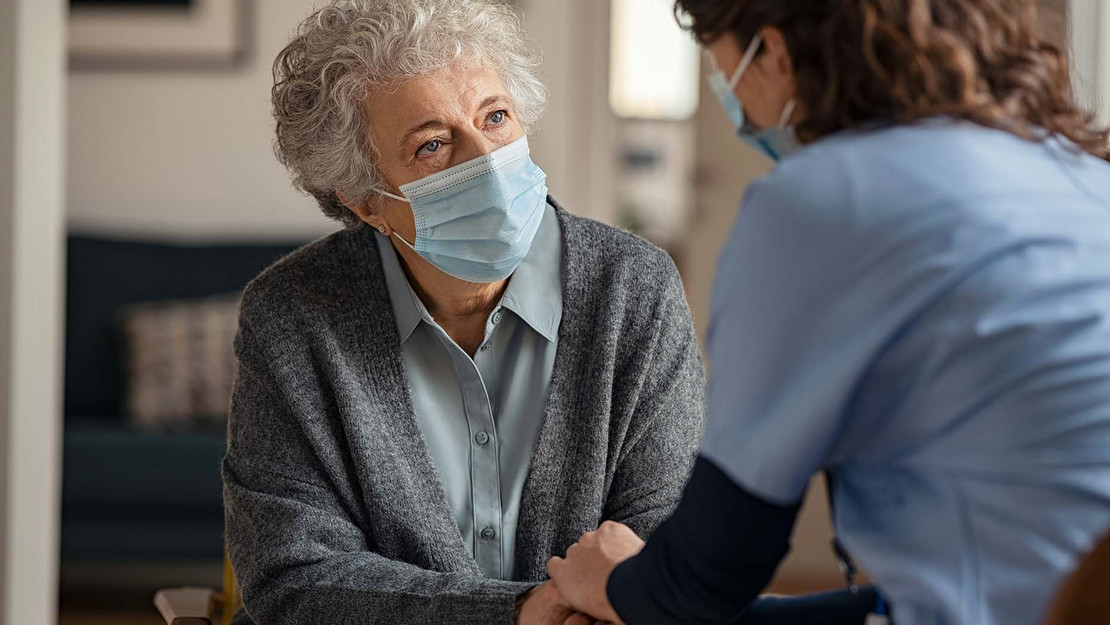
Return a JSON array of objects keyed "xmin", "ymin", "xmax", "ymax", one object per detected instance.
[{"xmin": 606, "ymin": 455, "xmax": 880, "ymax": 625}]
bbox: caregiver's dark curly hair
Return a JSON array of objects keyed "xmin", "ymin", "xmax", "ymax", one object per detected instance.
[{"xmin": 676, "ymin": 0, "xmax": 1109, "ymax": 158}]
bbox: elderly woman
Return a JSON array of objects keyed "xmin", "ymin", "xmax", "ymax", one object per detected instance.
[{"xmin": 221, "ymin": 1, "xmax": 705, "ymax": 623}]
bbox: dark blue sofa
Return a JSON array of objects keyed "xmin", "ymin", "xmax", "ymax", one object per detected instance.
[{"xmin": 62, "ymin": 236, "xmax": 301, "ymax": 561}]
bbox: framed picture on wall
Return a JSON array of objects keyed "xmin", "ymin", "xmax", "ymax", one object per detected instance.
[{"xmin": 69, "ymin": 0, "xmax": 250, "ymax": 69}]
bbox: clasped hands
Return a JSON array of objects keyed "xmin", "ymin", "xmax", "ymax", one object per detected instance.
[{"xmin": 516, "ymin": 521, "xmax": 645, "ymax": 625}]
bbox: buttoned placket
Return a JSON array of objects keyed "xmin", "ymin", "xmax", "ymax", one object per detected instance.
[{"xmin": 426, "ymin": 304, "xmax": 507, "ymax": 579}]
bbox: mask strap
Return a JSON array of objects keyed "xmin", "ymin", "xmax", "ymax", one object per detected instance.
[
  {"xmin": 778, "ymin": 98, "xmax": 797, "ymax": 128},
  {"xmin": 376, "ymin": 188, "xmax": 409, "ymax": 203},
  {"xmin": 370, "ymin": 187, "xmax": 416, "ymax": 247},
  {"xmin": 392, "ymin": 230, "xmax": 416, "ymax": 250},
  {"xmin": 727, "ymin": 32, "xmax": 764, "ymax": 90}
]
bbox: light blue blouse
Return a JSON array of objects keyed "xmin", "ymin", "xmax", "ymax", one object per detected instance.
[
  {"xmin": 701, "ymin": 121, "xmax": 1110, "ymax": 625},
  {"xmin": 375, "ymin": 203, "xmax": 562, "ymax": 581}
]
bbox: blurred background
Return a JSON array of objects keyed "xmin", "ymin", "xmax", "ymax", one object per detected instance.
[{"xmin": 0, "ymin": 0, "xmax": 1106, "ymax": 623}]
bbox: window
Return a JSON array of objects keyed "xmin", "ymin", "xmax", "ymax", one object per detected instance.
[{"xmin": 609, "ymin": 0, "xmax": 700, "ymax": 120}]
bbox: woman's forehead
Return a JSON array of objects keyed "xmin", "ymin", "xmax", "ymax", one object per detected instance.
[{"xmin": 366, "ymin": 64, "xmax": 510, "ymax": 137}]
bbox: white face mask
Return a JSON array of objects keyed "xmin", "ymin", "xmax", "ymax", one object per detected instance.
[{"xmin": 706, "ymin": 33, "xmax": 801, "ymax": 161}]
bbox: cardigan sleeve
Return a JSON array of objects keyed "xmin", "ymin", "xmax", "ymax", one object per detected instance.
[
  {"xmin": 223, "ymin": 320, "xmax": 532, "ymax": 625},
  {"xmin": 600, "ymin": 256, "xmax": 707, "ymax": 538}
]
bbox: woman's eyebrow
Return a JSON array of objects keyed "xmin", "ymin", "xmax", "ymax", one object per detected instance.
[
  {"xmin": 400, "ymin": 119, "xmax": 447, "ymax": 147},
  {"xmin": 476, "ymin": 95, "xmax": 512, "ymax": 112}
]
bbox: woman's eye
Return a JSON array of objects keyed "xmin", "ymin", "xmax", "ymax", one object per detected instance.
[
  {"xmin": 417, "ymin": 139, "xmax": 442, "ymax": 156},
  {"xmin": 489, "ymin": 110, "xmax": 507, "ymax": 125}
]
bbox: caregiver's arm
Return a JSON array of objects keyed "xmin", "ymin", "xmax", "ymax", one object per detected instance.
[
  {"xmin": 605, "ymin": 455, "xmax": 800, "ymax": 625},
  {"xmin": 554, "ymin": 457, "xmax": 881, "ymax": 625},
  {"xmin": 223, "ymin": 320, "xmax": 532, "ymax": 625}
]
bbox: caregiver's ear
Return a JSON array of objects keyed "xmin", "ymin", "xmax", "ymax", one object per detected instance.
[{"xmin": 756, "ymin": 26, "xmax": 795, "ymax": 80}]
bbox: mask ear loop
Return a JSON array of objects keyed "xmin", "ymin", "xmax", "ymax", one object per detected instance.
[
  {"xmin": 392, "ymin": 231, "xmax": 417, "ymax": 250},
  {"xmin": 377, "ymin": 189, "xmax": 409, "ymax": 204},
  {"xmin": 727, "ymin": 32, "xmax": 764, "ymax": 90},
  {"xmin": 372, "ymin": 188, "xmax": 418, "ymax": 249},
  {"xmin": 778, "ymin": 98, "xmax": 797, "ymax": 128}
]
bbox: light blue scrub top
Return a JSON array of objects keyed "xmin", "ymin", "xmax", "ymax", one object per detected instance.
[
  {"xmin": 701, "ymin": 120, "xmax": 1110, "ymax": 625},
  {"xmin": 375, "ymin": 202, "xmax": 562, "ymax": 581}
]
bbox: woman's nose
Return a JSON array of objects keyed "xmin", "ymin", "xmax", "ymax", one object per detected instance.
[{"xmin": 451, "ymin": 127, "xmax": 500, "ymax": 165}]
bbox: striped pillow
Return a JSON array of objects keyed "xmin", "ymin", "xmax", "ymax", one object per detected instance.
[{"xmin": 119, "ymin": 294, "xmax": 241, "ymax": 429}]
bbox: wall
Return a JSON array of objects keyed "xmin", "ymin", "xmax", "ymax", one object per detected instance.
[
  {"xmin": 518, "ymin": 0, "xmax": 616, "ymax": 224},
  {"xmin": 67, "ymin": 0, "xmax": 617, "ymax": 242},
  {"xmin": 0, "ymin": 0, "xmax": 13, "ymax": 615},
  {"xmin": 67, "ymin": 0, "xmax": 340, "ymax": 241},
  {"xmin": 0, "ymin": 0, "xmax": 67, "ymax": 623}
]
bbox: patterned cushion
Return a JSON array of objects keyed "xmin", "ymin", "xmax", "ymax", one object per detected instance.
[{"xmin": 119, "ymin": 294, "xmax": 240, "ymax": 429}]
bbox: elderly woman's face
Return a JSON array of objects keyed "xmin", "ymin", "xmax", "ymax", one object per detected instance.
[{"xmin": 363, "ymin": 63, "xmax": 525, "ymax": 242}]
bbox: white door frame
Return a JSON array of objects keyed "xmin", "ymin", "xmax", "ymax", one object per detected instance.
[
  {"xmin": 0, "ymin": 1, "xmax": 66, "ymax": 624},
  {"xmin": 1070, "ymin": 0, "xmax": 1110, "ymax": 125}
]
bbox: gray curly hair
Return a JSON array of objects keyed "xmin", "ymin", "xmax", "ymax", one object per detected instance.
[{"xmin": 272, "ymin": 0, "xmax": 548, "ymax": 227}]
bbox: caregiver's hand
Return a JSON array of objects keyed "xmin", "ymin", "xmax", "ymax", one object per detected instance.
[{"xmin": 547, "ymin": 521, "xmax": 645, "ymax": 624}]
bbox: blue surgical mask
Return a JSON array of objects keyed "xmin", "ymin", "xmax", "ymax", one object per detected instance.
[
  {"xmin": 738, "ymin": 101, "xmax": 800, "ymax": 162},
  {"xmin": 707, "ymin": 33, "xmax": 801, "ymax": 162},
  {"xmin": 377, "ymin": 135, "xmax": 548, "ymax": 284}
]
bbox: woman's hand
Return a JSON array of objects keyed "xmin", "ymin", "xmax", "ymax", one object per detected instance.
[
  {"xmin": 517, "ymin": 581, "xmax": 577, "ymax": 625},
  {"xmin": 547, "ymin": 521, "xmax": 646, "ymax": 623}
]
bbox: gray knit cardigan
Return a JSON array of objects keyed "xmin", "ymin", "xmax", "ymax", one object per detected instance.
[{"xmin": 222, "ymin": 202, "xmax": 706, "ymax": 625}]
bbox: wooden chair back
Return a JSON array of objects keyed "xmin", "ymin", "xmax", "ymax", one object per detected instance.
[{"xmin": 219, "ymin": 552, "xmax": 242, "ymax": 623}]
